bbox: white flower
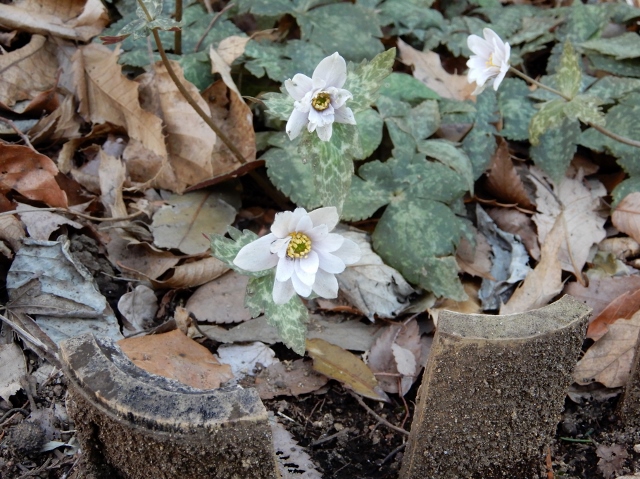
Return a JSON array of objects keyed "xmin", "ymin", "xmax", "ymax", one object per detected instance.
[
  {"xmin": 233, "ymin": 207, "xmax": 361, "ymax": 305},
  {"xmin": 466, "ymin": 28, "xmax": 511, "ymax": 95},
  {"xmin": 284, "ymin": 52, "xmax": 356, "ymax": 142}
]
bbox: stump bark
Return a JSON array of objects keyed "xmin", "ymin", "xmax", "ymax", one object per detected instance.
[
  {"xmin": 400, "ymin": 295, "xmax": 590, "ymax": 479},
  {"xmin": 60, "ymin": 333, "xmax": 279, "ymax": 479}
]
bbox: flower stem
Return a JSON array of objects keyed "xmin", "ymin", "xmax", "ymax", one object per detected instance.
[
  {"xmin": 174, "ymin": 0, "xmax": 182, "ymax": 55},
  {"xmin": 509, "ymin": 66, "xmax": 640, "ymax": 149}
]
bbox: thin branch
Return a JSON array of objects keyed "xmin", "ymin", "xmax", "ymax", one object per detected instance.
[
  {"xmin": 0, "ymin": 207, "xmax": 146, "ymax": 222},
  {"xmin": 194, "ymin": 3, "xmax": 234, "ymax": 53},
  {"xmin": 174, "ymin": 0, "xmax": 182, "ymax": 55},
  {"xmin": 0, "ymin": 116, "xmax": 36, "ymax": 151},
  {"xmin": 348, "ymin": 390, "xmax": 409, "ymax": 436}
]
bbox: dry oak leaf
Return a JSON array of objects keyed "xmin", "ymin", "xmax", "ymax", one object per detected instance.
[
  {"xmin": 596, "ymin": 443, "xmax": 629, "ymax": 479},
  {"xmin": 397, "ymin": 38, "xmax": 474, "ymax": 101},
  {"xmin": 135, "ymin": 61, "xmax": 217, "ymax": 192},
  {"xmin": 0, "ymin": 0, "xmax": 109, "ymax": 42},
  {"xmin": 306, "ymin": 338, "xmax": 390, "ymax": 402},
  {"xmin": 106, "ymin": 235, "xmax": 180, "ymax": 281},
  {"xmin": 587, "ymin": 289, "xmax": 640, "ymax": 341},
  {"xmin": 612, "ymin": 192, "xmax": 640, "ymax": 244},
  {"xmin": 118, "ymin": 285, "xmax": 158, "ymax": 334},
  {"xmin": 185, "ymin": 271, "xmax": 250, "ymax": 324},
  {"xmin": 484, "ymin": 138, "xmax": 535, "ymax": 209},
  {"xmin": 0, "ymin": 35, "xmax": 58, "ymax": 109},
  {"xmin": 0, "ymin": 215, "xmax": 25, "ymax": 253},
  {"xmin": 0, "ymin": 144, "xmax": 67, "ymax": 207},
  {"xmin": 487, "ymin": 207, "xmax": 540, "ymax": 260},
  {"xmin": 152, "ymin": 256, "xmax": 229, "ymax": 289},
  {"xmin": 118, "ymin": 329, "xmax": 233, "ymax": 390},
  {"xmin": 456, "ymin": 227, "xmax": 494, "ymax": 280},
  {"xmin": 254, "ymin": 359, "xmax": 329, "ymax": 400},
  {"xmin": 500, "ymin": 216, "xmax": 564, "ymax": 315},
  {"xmin": 29, "ymin": 95, "xmax": 82, "ymax": 143},
  {"xmin": 72, "ymin": 44, "xmax": 167, "ymax": 159},
  {"xmin": 573, "ymin": 310, "xmax": 640, "ymax": 388},
  {"xmin": 564, "ymin": 275, "xmax": 640, "ymax": 318},
  {"xmin": 98, "ymin": 150, "xmax": 127, "ymax": 219},
  {"xmin": 16, "ymin": 203, "xmax": 82, "ymax": 240},
  {"xmin": 531, "ymin": 169, "xmax": 606, "ymax": 279}
]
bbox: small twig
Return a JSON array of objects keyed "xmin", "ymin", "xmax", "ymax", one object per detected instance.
[
  {"xmin": 0, "ymin": 116, "xmax": 36, "ymax": 151},
  {"xmin": 380, "ymin": 442, "xmax": 406, "ymax": 465},
  {"xmin": 174, "ymin": 0, "xmax": 182, "ymax": 55},
  {"xmin": 194, "ymin": 3, "xmax": 234, "ymax": 53},
  {"xmin": 0, "ymin": 407, "xmax": 30, "ymax": 425},
  {"xmin": 310, "ymin": 427, "xmax": 352, "ymax": 447},
  {"xmin": 348, "ymin": 390, "xmax": 409, "ymax": 436},
  {"xmin": 559, "ymin": 437, "xmax": 593, "ymax": 444},
  {"xmin": 0, "ymin": 207, "xmax": 146, "ymax": 222}
]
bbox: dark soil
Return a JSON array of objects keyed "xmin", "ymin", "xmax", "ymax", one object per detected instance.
[{"xmin": 1, "ymin": 347, "xmax": 639, "ymax": 479}]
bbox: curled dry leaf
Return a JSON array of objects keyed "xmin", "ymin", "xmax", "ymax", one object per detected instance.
[
  {"xmin": 0, "ymin": 35, "xmax": 58, "ymax": 108},
  {"xmin": 306, "ymin": 338, "xmax": 390, "ymax": 402},
  {"xmin": 153, "ymin": 256, "xmax": 229, "ymax": 290},
  {"xmin": 216, "ymin": 341, "xmax": 278, "ymax": 379},
  {"xmin": 484, "ymin": 138, "xmax": 535, "ymax": 210},
  {"xmin": 398, "ymin": 39, "xmax": 474, "ymax": 101},
  {"xmin": 367, "ymin": 318, "xmax": 423, "ymax": 395},
  {"xmin": 612, "ymin": 192, "xmax": 640, "ymax": 244},
  {"xmin": 0, "ymin": 144, "xmax": 67, "ymax": 208},
  {"xmin": 98, "ymin": 150, "xmax": 127, "ymax": 218},
  {"xmin": 573, "ymin": 310, "xmax": 640, "ymax": 388},
  {"xmin": 0, "ymin": 0, "xmax": 109, "ymax": 42},
  {"xmin": 456, "ymin": 228, "xmax": 493, "ymax": 280},
  {"xmin": 106, "ymin": 235, "xmax": 180, "ymax": 281},
  {"xmin": 487, "ymin": 207, "xmax": 540, "ymax": 260},
  {"xmin": 587, "ymin": 289, "xmax": 640, "ymax": 341},
  {"xmin": 135, "ymin": 61, "xmax": 217, "ymax": 193},
  {"xmin": 29, "ymin": 95, "xmax": 82, "ymax": 143},
  {"xmin": 0, "ymin": 215, "xmax": 25, "ymax": 252},
  {"xmin": 118, "ymin": 285, "xmax": 158, "ymax": 335},
  {"xmin": 118, "ymin": 329, "xmax": 233, "ymax": 390},
  {"xmin": 0, "ymin": 343, "xmax": 27, "ymax": 402},
  {"xmin": 16, "ymin": 203, "xmax": 82, "ymax": 240}
]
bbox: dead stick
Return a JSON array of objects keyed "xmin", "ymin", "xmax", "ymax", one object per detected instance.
[{"xmin": 347, "ymin": 390, "xmax": 409, "ymax": 436}]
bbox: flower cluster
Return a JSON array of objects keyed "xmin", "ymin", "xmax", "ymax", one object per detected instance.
[
  {"xmin": 234, "ymin": 207, "xmax": 361, "ymax": 304},
  {"xmin": 285, "ymin": 53, "xmax": 356, "ymax": 142},
  {"xmin": 466, "ymin": 28, "xmax": 511, "ymax": 95}
]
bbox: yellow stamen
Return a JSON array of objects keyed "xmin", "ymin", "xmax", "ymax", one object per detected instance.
[
  {"xmin": 486, "ymin": 53, "xmax": 498, "ymax": 68},
  {"xmin": 311, "ymin": 92, "xmax": 331, "ymax": 111},
  {"xmin": 287, "ymin": 232, "xmax": 312, "ymax": 259}
]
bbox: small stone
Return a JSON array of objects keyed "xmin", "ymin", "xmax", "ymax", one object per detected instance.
[
  {"xmin": 7, "ymin": 422, "xmax": 46, "ymax": 456},
  {"xmin": 634, "ymin": 444, "xmax": 640, "ymax": 453},
  {"xmin": 334, "ymin": 423, "xmax": 344, "ymax": 431}
]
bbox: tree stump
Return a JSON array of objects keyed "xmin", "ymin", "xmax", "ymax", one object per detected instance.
[
  {"xmin": 618, "ymin": 326, "xmax": 640, "ymax": 427},
  {"xmin": 400, "ymin": 295, "xmax": 590, "ymax": 479},
  {"xmin": 60, "ymin": 333, "xmax": 279, "ymax": 479}
]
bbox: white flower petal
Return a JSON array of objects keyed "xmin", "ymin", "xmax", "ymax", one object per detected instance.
[
  {"xmin": 276, "ymin": 257, "xmax": 294, "ymax": 282},
  {"xmin": 326, "ymin": 87, "xmax": 353, "ymax": 109},
  {"xmin": 271, "ymin": 211, "xmax": 293, "ymax": 238},
  {"xmin": 299, "ymin": 250, "xmax": 319, "ymax": 274},
  {"xmin": 295, "ymin": 214, "xmax": 313, "ymax": 233},
  {"xmin": 289, "ymin": 208, "xmax": 309, "ymax": 230},
  {"xmin": 332, "ymin": 238, "xmax": 361, "ymax": 265},
  {"xmin": 315, "ymin": 233, "xmax": 344, "ymax": 253},
  {"xmin": 467, "ymin": 35, "xmax": 492, "ymax": 57},
  {"xmin": 294, "ymin": 261, "xmax": 315, "ymax": 286},
  {"xmin": 308, "ymin": 107, "xmax": 334, "ymax": 127},
  {"xmin": 484, "ymin": 28, "xmax": 505, "ymax": 50},
  {"xmin": 292, "ymin": 272, "xmax": 313, "ymax": 297},
  {"xmin": 334, "ymin": 106, "xmax": 356, "ymax": 125},
  {"xmin": 312, "ymin": 52, "xmax": 347, "ymax": 89},
  {"xmin": 284, "ymin": 74, "xmax": 313, "ymax": 101},
  {"xmin": 493, "ymin": 67, "xmax": 508, "ymax": 91},
  {"xmin": 270, "ymin": 237, "xmax": 290, "ymax": 258},
  {"xmin": 307, "ymin": 224, "xmax": 329, "ymax": 243},
  {"xmin": 286, "ymin": 108, "xmax": 309, "ymax": 140},
  {"xmin": 316, "ymin": 250, "xmax": 346, "ymax": 274},
  {"xmin": 308, "ymin": 207, "xmax": 339, "ymax": 231},
  {"xmin": 233, "ymin": 234, "xmax": 279, "ymax": 271},
  {"xmin": 273, "ymin": 278, "xmax": 296, "ymax": 305},
  {"xmin": 316, "ymin": 123, "xmax": 333, "ymax": 141},
  {"xmin": 312, "ymin": 269, "xmax": 339, "ymax": 299}
]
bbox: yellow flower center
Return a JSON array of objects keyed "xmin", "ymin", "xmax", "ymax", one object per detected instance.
[
  {"xmin": 311, "ymin": 92, "xmax": 331, "ymax": 111},
  {"xmin": 486, "ymin": 53, "xmax": 498, "ymax": 68},
  {"xmin": 287, "ymin": 232, "xmax": 312, "ymax": 259}
]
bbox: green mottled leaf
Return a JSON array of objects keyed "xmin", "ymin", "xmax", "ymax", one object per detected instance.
[
  {"xmin": 462, "ymin": 89, "xmax": 498, "ymax": 179},
  {"xmin": 529, "ymin": 99, "xmax": 566, "ymax": 146},
  {"xmin": 118, "ymin": 18, "xmax": 146, "ymax": 36},
  {"xmin": 579, "ymin": 93, "xmax": 640, "ymax": 175},
  {"xmin": 243, "ymin": 40, "xmax": 286, "ymax": 80},
  {"xmin": 148, "ymin": 17, "xmax": 182, "ymax": 31},
  {"xmin": 563, "ymin": 95, "xmax": 605, "ymax": 126},
  {"xmin": 137, "ymin": 0, "xmax": 162, "ymax": 20},
  {"xmin": 308, "ymin": 138, "xmax": 354, "ymax": 212},
  {"xmin": 586, "ymin": 53, "xmax": 640, "ymax": 78},
  {"xmin": 355, "ymin": 109, "xmax": 384, "ymax": 158},
  {"xmin": 376, "ymin": 96, "xmax": 411, "ymax": 119},
  {"xmin": 378, "ymin": 0, "xmax": 439, "ymax": 31},
  {"xmin": 372, "ymin": 198, "xmax": 467, "ymax": 299},
  {"xmin": 346, "ymin": 48, "xmax": 396, "ymax": 112},
  {"xmin": 612, "ymin": 176, "xmax": 640, "ymax": 207},
  {"xmin": 210, "ymin": 227, "xmax": 270, "ymax": 277},
  {"xmin": 498, "ymin": 78, "xmax": 537, "ymax": 141},
  {"xmin": 507, "ymin": 15, "xmax": 561, "ymax": 46},
  {"xmin": 530, "ymin": 117, "xmax": 580, "ymax": 184},
  {"xmin": 580, "ymin": 33, "xmax": 640, "ymax": 60},
  {"xmin": 262, "ymin": 134, "xmax": 321, "ymax": 210},
  {"xmin": 236, "ymin": 0, "xmax": 295, "ymax": 16},
  {"xmin": 262, "ymin": 89, "xmax": 293, "ymax": 122},
  {"xmin": 587, "ymin": 77, "xmax": 640, "ymax": 103},
  {"xmin": 418, "ymin": 140, "xmax": 474, "ymax": 193},
  {"xmin": 557, "ymin": 42, "xmax": 582, "ymax": 98},
  {"xmin": 385, "ymin": 118, "xmax": 416, "ymax": 161},
  {"xmin": 297, "ymin": 3, "xmax": 383, "ymax": 61},
  {"xmin": 245, "ymin": 273, "xmax": 309, "ymax": 355},
  {"xmin": 378, "ymin": 73, "xmax": 440, "ymax": 102},
  {"xmin": 410, "ymin": 100, "xmax": 440, "ymax": 140},
  {"xmin": 179, "ymin": 52, "xmax": 215, "ymax": 91}
]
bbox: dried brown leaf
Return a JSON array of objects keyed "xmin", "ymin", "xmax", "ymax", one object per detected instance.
[
  {"xmin": 485, "ymin": 138, "xmax": 534, "ymax": 209},
  {"xmin": 118, "ymin": 285, "xmax": 158, "ymax": 334},
  {"xmin": 185, "ymin": 271, "xmax": 251, "ymax": 324},
  {"xmin": 612, "ymin": 192, "xmax": 640, "ymax": 244},
  {"xmin": 456, "ymin": 229, "xmax": 494, "ymax": 280},
  {"xmin": 397, "ymin": 39, "xmax": 474, "ymax": 101},
  {"xmin": 0, "ymin": 0, "xmax": 109, "ymax": 42},
  {"xmin": 573, "ymin": 310, "xmax": 640, "ymax": 388},
  {"xmin": 29, "ymin": 95, "xmax": 82, "ymax": 143},
  {"xmin": 118, "ymin": 329, "xmax": 233, "ymax": 389},
  {"xmin": 587, "ymin": 289, "xmax": 640, "ymax": 340},
  {"xmin": 254, "ymin": 359, "xmax": 329, "ymax": 399},
  {"xmin": 500, "ymin": 218, "xmax": 564, "ymax": 314},
  {"xmin": 0, "ymin": 35, "xmax": 58, "ymax": 109},
  {"xmin": 98, "ymin": 150, "xmax": 127, "ymax": 218},
  {"xmin": 487, "ymin": 207, "xmax": 540, "ymax": 260},
  {"xmin": 0, "ymin": 215, "xmax": 25, "ymax": 252},
  {"xmin": 0, "ymin": 144, "xmax": 67, "ymax": 207},
  {"xmin": 16, "ymin": 203, "xmax": 82, "ymax": 240},
  {"xmin": 564, "ymin": 276, "xmax": 640, "ymax": 318},
  {"xmin": 154, "ymin": 256, "xmax": 229, "ymax": 289},
  {"xmin": 596, "ymin": 444, "xmax": 628, "ymax": 478},
  {"xmin": 106, "ymin": 235, "xmax": 180, "ymax": 281},
  {"xmin": 306, "ymin": 338, "xmax": 389, "ymax": 402}
]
